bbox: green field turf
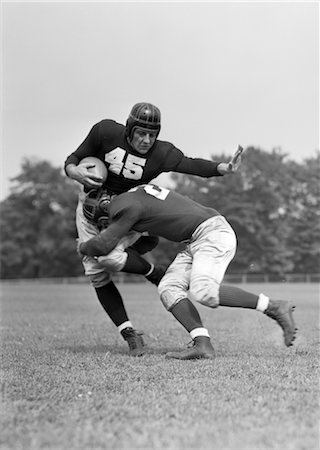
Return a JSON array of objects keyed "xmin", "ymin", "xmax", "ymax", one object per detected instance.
[{"xmin": 1, "ymin": 282, "xmax": 319, "ymax": 450}]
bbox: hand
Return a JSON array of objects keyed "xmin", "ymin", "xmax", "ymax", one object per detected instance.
[
  {"xmin": 217, "ymin": 145, "xmax": 244, "ymax": 175},
  {"xmin": 67, "ymin": 163, "xmax": 104, "ymax": 189}
]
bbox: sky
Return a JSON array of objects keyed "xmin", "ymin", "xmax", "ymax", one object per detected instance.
[{"xmin": 1, "ymin": 1, "xmax": 319, "ymax": 199}]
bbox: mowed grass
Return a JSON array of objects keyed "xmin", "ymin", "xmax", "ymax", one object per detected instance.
[{"xmin": 1, "ymin": 282, "xmax": 319, "ymax": 450}]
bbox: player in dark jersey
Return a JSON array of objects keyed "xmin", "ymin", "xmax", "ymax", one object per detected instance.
[
  {"xmin": 79, "ymin": 184, "xmax": 298, "ymax": 360},
  {"xmin": 64, "ymin": 102, "xmax": 243, "ymax": 356}
]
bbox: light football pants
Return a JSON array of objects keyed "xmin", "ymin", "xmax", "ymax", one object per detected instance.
[{"xmin": 158, "ymin": 215, "xmax": 237, "ymax": 310}]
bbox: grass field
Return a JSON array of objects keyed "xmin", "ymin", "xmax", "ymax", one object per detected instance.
[{"xmin": 1, "ymin": 282, "xmax": 319, "ymax": 450}]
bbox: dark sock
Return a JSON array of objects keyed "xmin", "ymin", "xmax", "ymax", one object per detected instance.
[
  {"xmin": 122, "ymin": 249, "xmax": 152, "ymax": 275},
  {"xmin": 170, "ymin": 298, "xmax": 204, "ymax": 332},
  {"xmin": 95, "ymin": 281, "xmax": 129, "ymax": 326},
  {"xmin": 219, "ymin": 285, "xmax": 259, "ymax": 309}
]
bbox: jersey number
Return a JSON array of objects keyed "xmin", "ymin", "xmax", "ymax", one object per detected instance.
[
  {"xmin": 130, "ymin": 184, "xmax": 170, "ymax": 201},
  {"xmin": 105, "ymin": 148, "xmax": 146, "ymax": 180}
]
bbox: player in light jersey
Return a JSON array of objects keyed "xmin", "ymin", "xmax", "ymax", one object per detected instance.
[
  {"xmin": 79, "ymin": 184, "xmax": 297, "ymax": 360},
  {"xmin": 65, "ymin": 102, "xmax": 243, "ymax": 356}
]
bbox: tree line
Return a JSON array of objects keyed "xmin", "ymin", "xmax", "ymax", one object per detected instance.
[{"xmin": 1, "ymin": 148, "xmax": 319, "ymax": 279}]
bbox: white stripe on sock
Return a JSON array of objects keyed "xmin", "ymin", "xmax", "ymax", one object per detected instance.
[
  {"xmin": 190, "ymin": 328, "xmax": 210, "ymax": 339},
  {"xmin": 118, "ymin": 321, "xmax": 133, "ymax": 333},
  {"xmin": 145, "ymin": 263, "xmax": 155, "ymax": 277},
  {"xmin": 256, "ymin": 294, "xmax": 270, "ymax": 312}
]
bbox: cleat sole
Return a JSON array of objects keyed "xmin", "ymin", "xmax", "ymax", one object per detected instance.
[
  {"xmin": 165, "ymin": 348, "xmax": 215, "ymax": 360},
  {"xmin": 284, "ymin": 304, "xmax": 297, "ymax": 347}
]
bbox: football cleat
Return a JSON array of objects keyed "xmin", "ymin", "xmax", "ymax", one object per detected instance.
[
  {"xmin": 165, "ymin": 336, "xmax": 215, "ymax": 360},
  {"xmin": 264, "ymin": 300, "xmax": 298, "ymax": 347},
  {"xmin": 121, "ymin": 327, "xmax": 146, "ymax": 357}
]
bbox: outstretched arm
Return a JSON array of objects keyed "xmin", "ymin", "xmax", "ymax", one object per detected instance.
[
  {"xmin": 217, "ymin": 145, "xmax": 244, "ymax": 175},
  {"xmin": 174, "ymin": 145, "xmax": 244, "ymax": 178}
]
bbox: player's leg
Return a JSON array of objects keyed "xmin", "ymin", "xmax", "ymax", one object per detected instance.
[
  {"xmin": 99, "ymin": 247, "xmax": 166, "ymax": 286},
  {"xmin": 188, "ymin": 216, "xmax": 237, "ymax": 309},
  {"xmin": 218, "ymin": 285, "xmax": 297, "ymax": 347},
  {"xmin": 158, "ymin": 250, "xmax": 215, "ymax": 360},
  {"xmin": 97, "ymin": 233, "xmax": 166, "ymax": 286},
  {"xmin": 168, "ymin": 297, "xmax": 215, "ymax": 360},
  {"xmin": 189, "ymin": 216, "xmax": 297, "ymax": 346},
  {"xmin": 93, "ymin": 279, "xmax": 145, "ymax": 357},
  {"xmin": 76, "ymin": 195, "xmax": 145, "ymax": 355},
  {"xmin": 90, "ymin": 272, "xmax": 145, "ymax": 357}
]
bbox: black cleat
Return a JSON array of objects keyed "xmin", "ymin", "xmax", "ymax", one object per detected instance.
[
  {"xmin": 265, "ymin": 300, "xmax": 297, "ymax": 347},
  {"xmin": 121, "ymin": 327, "xmax": 146, "ymax": 357},
  {"xmin": 165, "ymin": 336, "xmax": 215, "ymax": 360}
]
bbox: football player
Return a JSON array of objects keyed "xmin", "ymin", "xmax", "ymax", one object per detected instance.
[
  {"xmin": 79, "ymin": 183, "xmax": 298, "ymax": 360},
  {"xmin": 64, "ymin": 102, "xmax": 243, "ymax": 356}
]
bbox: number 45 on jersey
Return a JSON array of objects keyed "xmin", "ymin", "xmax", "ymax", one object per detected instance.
[{"xmin": 105, "ymin": 148, "xmax": 146, "ymax": 180}]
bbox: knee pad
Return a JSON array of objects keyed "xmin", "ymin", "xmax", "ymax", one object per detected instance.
[
  {"xmin": 158, "ymin": 277, "xmax": 188, "ymax": 311},
  {"xmin": 159, "ymin": 289, "xmax": 186, "ymax": 311},
  {"xmin": 88, "ymin": 271, "xmax": 112, "ymax": 288},
  {"xmin": 189, "ymin": 279, "xmax": 220, "ymax": 308}
]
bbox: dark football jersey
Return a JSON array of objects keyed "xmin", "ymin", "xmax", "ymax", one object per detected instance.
[
  {"xmin": 80, "ymin": 185, "xmax": 220, "ymax": 257},
  {"xmin": 64, "ymin": 120, "xmax": 222, "ymax": 194}
]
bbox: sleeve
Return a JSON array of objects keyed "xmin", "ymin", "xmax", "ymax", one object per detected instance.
[
  {"xmin": 64, "ymin": 122, "xmax": 101, "ymax": 171},
  {"xmin": 79, "ymin": 227, "xmax": 123, "ymax": 257},
  {"xmin": 174, "ymin": 156, "xmax": 223, "ymax": 177},
  {"xmin": 80, "ymin": 201, "xmax": 141, "ymax": 257},
  {"xmin": 161, "ymin": 145, "xmax": 185, "ymax": 170}
]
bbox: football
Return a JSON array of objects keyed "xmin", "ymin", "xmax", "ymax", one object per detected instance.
[{"xmin": 79, "ymin": 156, "xmax": 108, "ymax": 182}]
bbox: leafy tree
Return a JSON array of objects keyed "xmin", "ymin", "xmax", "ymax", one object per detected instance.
[
  {"xmin": 284, "ymin": 152, "xmax": 320, "ymax": 273},
  {"xmin": 163, "ymin": 147, "xmax": 318, "ymax": 274},
  {"xmin": 2, "ymin": 150, "xmax": 318, "ymax": 279},
  {"xmin": 0, "ymin": 157, "xmax": 82, "ymax": 278}
]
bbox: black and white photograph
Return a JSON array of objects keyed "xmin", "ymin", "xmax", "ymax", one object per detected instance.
[{"xmin": 1, "ymin": 1, "xmax": 319, "ymax": 449}]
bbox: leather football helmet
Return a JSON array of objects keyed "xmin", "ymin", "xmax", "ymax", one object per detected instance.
[
  {"xmin": 83, "ymin": 189, "xmax": 115, "ymax": 229},
  {"xmin": 125, "ymin": 102, "xmax": 161, "ymax": 140}
]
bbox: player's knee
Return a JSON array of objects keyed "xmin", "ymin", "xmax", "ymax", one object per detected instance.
[
  {"xmin": 88, "ymin": 271, "xmax": 111, "ymax": 288},
  {"xmin": 159, "ymin": 288, "xmax": 186, "ymax": 311},
  {"xmin": 97, "ymin": 250, "xmax": 127, "ymax": 272},
  {"xmin": 189, "ymin": 280, "xmax": 220, "ymax": 308},
  {"xmin": 158, "ymin": 278, "xmax": 188, "ymax": 311}
]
